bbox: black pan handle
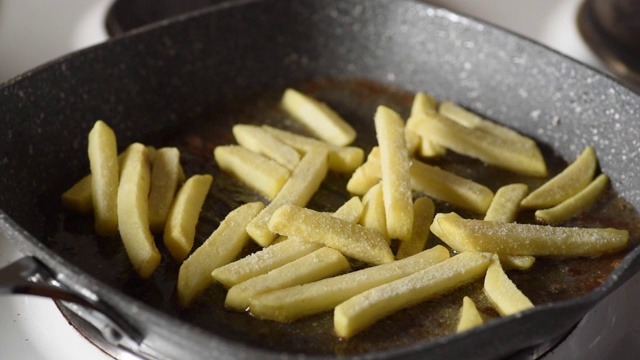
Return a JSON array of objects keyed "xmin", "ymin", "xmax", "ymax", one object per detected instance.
[{"xmin": 0, "ymin": 256, "xmax": 143, "ymax": 350}]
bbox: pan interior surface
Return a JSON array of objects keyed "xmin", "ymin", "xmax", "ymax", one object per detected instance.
[{"xmin": 1, "ymin": 0, "xmax": 640, "ymax": 358}]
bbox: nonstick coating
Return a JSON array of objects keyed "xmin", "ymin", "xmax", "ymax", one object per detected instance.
[{"xmin": 2, "ymin": 0, "xmax": 640, "ymax": 359}]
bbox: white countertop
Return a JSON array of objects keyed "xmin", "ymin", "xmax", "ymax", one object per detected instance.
[{"xmin": 1, "ymin": 1, "xmax": 635, "ymax": 360}]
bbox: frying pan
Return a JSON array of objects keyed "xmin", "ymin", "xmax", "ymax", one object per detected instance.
[{"xmin": 2, "ymin": 0, "xmax": 640, "ymax": 359}]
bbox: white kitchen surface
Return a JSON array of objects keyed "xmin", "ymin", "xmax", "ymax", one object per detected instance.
[{"xmin": 0, "ymin": 0, "xmax": 637, "ymax": 359}]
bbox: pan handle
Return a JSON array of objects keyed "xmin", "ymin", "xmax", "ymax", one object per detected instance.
[{"xmin": 0, "ymin": 256, "xmax": 143, "ymax": 351}]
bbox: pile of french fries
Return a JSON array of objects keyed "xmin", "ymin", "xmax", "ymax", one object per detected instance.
[{"xmin": 63, "ymin": 88, "xmax": 629, "ymax": 341}]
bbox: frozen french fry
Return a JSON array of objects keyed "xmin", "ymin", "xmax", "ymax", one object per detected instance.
[
  {"xmin": 456, "ymin": 296, "xmax": 484, "ymax": 333},
  {"xmin": 484, "ymin": 255, "xmax": 534, "ymax": 316},
  {"xmin": 484, "ymin": 183, "xmax": 528, "ymax": 223},
  {"xmin": 396, "ymin": 197, "xmax": 435, "ymax": 259},
  {"xmin": 246, "ymin": 148, "xmax": 328, "ymax": 247},
  {"xmin": 263, "ymin": 125, "xmax": 364, "ymax": 173},
  {"xmin": 407, "ymin": 92, "xmax": 446, "ymax": 158},
  {"xmin": 163, "ymin": 174, "xmax": 213, "ymax": 262},
  {"xmin": 232, "ymin": 124, "xmax": 300, "ymax": 170},
  {"xmin": 214, "ymin": 145, "xmax": 290, "ymax": 200},
  {"xmin": 148, "ymin": 147, "xmax": 183, "ymax": 233},
  {"xmin": 61, "ymin": 175, "xmax": 93, "ymax": 214},
  {"xmin": 439, "ymin": 101, "xmax": 482, "ymax": 128},
  {"xmin": 346, "ymin": 147, "xmax": 382, "ymax": 196},
  {"xmin": 411, "ymin": 92, "xmax": 437, "ymax": 116},
  {"xmin": 225, "ymin": 247, "xmax": 350, "ymax": 311},
  {"xmin": 281, "ymin": 88, "xmax": 356, "ymax": 146},
  {"xmin": 375, "ymin": 106, "xmax": 414, "ymax": 241},
  {"xmin": 268, "ymin": 204, "xmax": 394, "ymax": 265},
  {"xmin": 521, "ymin": 146, "xmax": 598, "ymax": 209},
  {"xmin": 88, "ymin": 120, "xmax": 119, "ymax": 236},
  {"xmin": 360, "ymin": 183, "xmax": 388, "ymax": 239},
  {"xmin": 535, "ymin": 174, "xmax": 609, "ymax": 224},
  {"xmin": 334, "ymin": 251, "xmax": 490, "ymax": 338},
  {"xmin": 418, "ymin": 113, "xmax": 548, "ymax": 177},
  {"xmin": 249, "ymin": 245, "xmax": 450, "ymax": 322},
  {"xmin": 431, "ymin": 212, "xmax": 629, "ymax": 256},
  {"xmin": 177, "ymin": 201, "xmax": 264, "ymax": 306},
  {"xmin": 117, "ymin": 143, "xmax": 160, "ymax": 278}
]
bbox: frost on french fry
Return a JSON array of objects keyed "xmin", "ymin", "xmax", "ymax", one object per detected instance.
[
  {"xmin": 246, "ymin": 148, "xmax": 328, "ymax": 247},
  {"xmin": 163, "ymin": 174, "xmax": 213, "ymax": 262},
  {"xmin": 281, "ymin": 88, "xmax": 356, "ymax": 146},
  {"xmin": 249, "ymin": 245, "xmax": 450, "ymax": 322},
  {"xmin": 535, "ymin": 174, "xmax": 609, "ymax": 224},
  {"xmin": 232, "ymin": 124, "xmax": 300, "ymax": 170},
  {"xmin": 456, "ymin": 296, "xmax": 484, "ymax": 333},
  {"xmin": 117, "ymin": 143, "xmax": 161, "ymax": 278},
  {"xmin": 268, "ymin": 204, "xmax": 394, "ymax": 265},
  {"xmin": 521, "ymin": 146, "xmax": 598, "ymax": 209},
  {"xmin": 432, "ymin": 212, "xmax": 629, "ymax": 256},
  {"xmin": 177, "ymin": 201, "xmax": 264, "ymax": 306},
  {"xmin": 484, "ymin": 255, "xmax": 534, "ymax": 316},
  {"xmin": 225, "ymin": 247, "xmax": 350, "ymax": 311},
  {"xmin": 88, "ymin": 120, "xmax": 119, "ymax": 236},
  {"xmin": 148, "ymin": 147, "xmax": 183, "ymax": 233},
  {"xmin": 397, "ymin": 197, "xmax": 436, "ymax": 260},
  {"xmin": 214, "ymin": 145, "xmax": 290, "ymax": 200},
  {"xmin": 375, "ymin": 105, "xmax": 414, "ymax": 242},
  {"xmin": 334, "ymin": 251, "xmax": 490, "ymax": 339},
  {"xmin": 262, "ymin": 125, "xmax": 364, "ymax": 173}
]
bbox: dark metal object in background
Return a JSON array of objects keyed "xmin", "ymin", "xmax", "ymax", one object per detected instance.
[
  {"xmin": 2, "ymin": 0, "xmax": 640, "ymax": 359},
  {"xmin": 578, "ymin": 0, "xmax": 640, "ymax": 92}
]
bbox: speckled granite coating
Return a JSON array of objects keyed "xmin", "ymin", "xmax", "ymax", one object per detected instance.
[{"xmin": 1, "ymin": 0, "xmax": 640, "ymax": 359}]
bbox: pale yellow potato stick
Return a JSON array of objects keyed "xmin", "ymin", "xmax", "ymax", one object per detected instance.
[
  {"xmin": 484, "ymin": 183, "xmax": 529, "ymax": 223},
  {"xmin": 262, "ymin": 125, "xmax": 364, "ymax": 173},
  {"xmin": 232, "ymin": 124, "xmax": 300, "ymax": 170},
  {"xmin": 246, "ymin": 148, "xmax": 329, "ymax": 247},
  {"xmin": 148, "ymin": 147, "xmax": 183, "ymax": 233},
  {"xmin": 212, "ymin": 240, "xmax": 324, "ymax": 289},
  {"xmin": 177, "ymin": 202, "xmax": 264, "ymax": 306},
  {"xmin": 419, "ymin": 113, "xmax": 548, "ymax": 177},
  {"xmin": 116, "ymin": 143, "xmax": 160, "ymax": 278},
  {"xmin": 268, "ymin": 204, "xmax": 394, "ymax": 265},
  {"xmin": 214, "ymin": 145, "xmax": 290, "ymax": 200},
  {"xmin": 225, "ymin": 247, "xmax": 350, "ymax": 311},
  {"xmin": 431, "ymin": 212, "xmax": 629, "ymax": 256},
  {"xmin": 407, "ymin": 92, "xmax": 446, "ymax": 157},
  {"xmin": 374, "ymin": 106, "xmax": 414, "ymax": 241},
  {"xmin": 535, "ymin": 174, "xmax": 609, "ymax": 224},
  {"xmin": 88, "ymin": 120, "xmax": 119, "ymax": 236},
  {"xmin": 521, "ymin": 146, "xmax": 597, "ymax": 209},
  {"xmin": 360, "ymin": 183, "xmax": 388, "ymax": 239},
  {"xmin": 346, "ymin": 147, "xmax": 382, "ymax": 196},
  {"xmin": 439, "ymin": 101, "xmax": 483, "ymax": 128},
  {"xmin": 498, "ymin": 254, "xmax": 536, "ymax": 271},
  {"xmin": 406, "ymin": 115, "xmax": 447, "ymax": 158},
  {"xmin": 456, "ymin": 296, "xmax": 484, "ymax": 333},
  {"xmin": 484, "ymin": 255, "xmax": 534, "ymax": 316},
  {"xmin": 249, "ymin": 245, "xmax": 450, "ymax": 322},
  {"xmin": 61, "ymin": 175, "xmax": 93, "ymax": 214},
  {"xmin": 397, "ymin": 197, "xmax": 436, "ymax": 259},
  {"xmin": 163, "ymin": 174, "xmax": 213, "ymax": 262},
  {"xmin": 281, "ymin": 88, "xmax": 356, "ymax": 146},
  {"xmin": 405, "ymin": 129, "xmax": 421, "ymax": 156},
  {"xmin": 334, "ymin": 251, "xmax": 490, "ymax": 338},
  {"xmin": 411, "ymin": 92, "xmax": 437, "ymax": 115}
]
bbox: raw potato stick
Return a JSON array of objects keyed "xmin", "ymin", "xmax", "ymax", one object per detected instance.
[
  {"xmin": 177, "ymin": 201, "xmax": 264, "ymax": 306},
  {"xmin": 61, "ymin": 175, "xmax": 93, "ymax": 214},
  {"xmin": 268, "ymin": 204, "xmax": 394, "ymax": 265},
  {"xmin": 163, "ymin": 174, "xmax": 213, "ymax": 262},
  {"xmin": 232, "ymin": 124, "xmax": 300, "ymax": 170},
  {"xmin": 456, "ymin": 296, "xmax": 484, "ymax": 333},
  {"xmin": 214, "ymin": 145, "xmax": 290, "ymax": 200},
  {"xmin": 535, "ymin": 174, "xmax": 609, "ymax": 223},
  {"xmin": 117, "ymin": 143, "xmax": 160, "ymax": 278},
  {"xmin": 360, "ymin": 183, "xmax": 388, "ymax": 239},
  {"xmin": 484, "ymin": 255, "xmax": 534, "ymax": 316},
  {"xmin": 334, "ymin": 251, "xmax": 491, "ymax": 338},
  {"xmin": 431, "ymin": 212, "xmax": 629, "ymax": 256},
  {"xmin": 407, "ymin": 92, "xmax": 446, "ymax": 157},
  {"xmin": 281, "ymin": 88, "xmax": 356, "ymax": 146},
  {"xmin": 225, "ymin": 247, "xmax": 350, "ymax": 311},
  {"xmin": 148, "ymin": 147, "xmax": 183, "ymax": 233},
  {"xmin": 249, "ymin": 245, "xmax": 450, "ymax": 322},
  {"xmin": 374, "ymin": 106, "xmax": 414, "ymax": 241},
  {"xmin": 88, "ymin": 120, "xmax": 119, "ymax": 236},
  {"xmin": 246, "ymin": 148, "xmax": 329, "ymax": 247},
  {"xmin": 396, "ymin": 197, "xmax": 436, "ymax": 259}
]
